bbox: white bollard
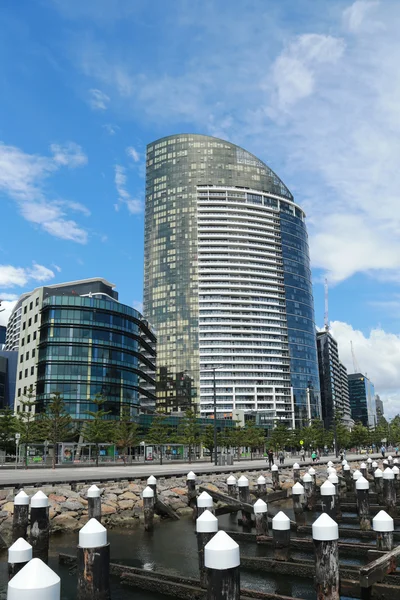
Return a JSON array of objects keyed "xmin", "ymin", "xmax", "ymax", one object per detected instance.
[
  {"xmin": 271, "ymin": 464, "xmax": 280, "ymax": 490},
  {"xmin": 320, "ymin": 480, "xmax": 337, "ymax": 520},
  {"xmin": 237, "ymin": 476, "xmax": 251, "ymax": 528},
  {"xmin": 383, "ymin": 467, "xmax": 396, "ymax": 517},
  {"xmin": 196, "ymin": 509, "xmax": 218, "ymax": 588},
  {"xmin": 292, "ymin": 482, "xmax": 305, "ymax": 525},
  {"xmin": 8, "ymin": 537, "xmax": 32, "ymax": 579},
  {"xmin": 312, "ymin": 513, "xmax": 339, "ymax": 600},
  {"xmin": 356, "ymin": 476, "xmax": 370, "ymax": 530},
  {"xmin": 204, "ymin": 531, "xmax": 240, "ymax": 600},
  {"xmin": 147, "ymin": 475, "xmax": 157, "ymax": 499},
  {"xmin": 343, "ymin": 463, "xmax": 351, "ymax": 491},
  {"xmin": 30, "ymin": 491, "xmax": 50, "ymax": 563},
  {"xmin": 143, "ymin": 486, "xmax": 155, "ymax": 531},
  {"xmin": 187, "ymin": 471, "xmax": 197, "ymax": 508},
  {"xmin": 197, "ymin": 491, "xmax": 214, "ymax": 517},
  {"xmin": 257, "ymin": 475, "xmax": 267, "ymax": 499},
  {"xmin": 254, "ymin": 499, "xmax": 268, "ymax": 536},
  {"xmin": 77, "ymin": 518, "xmax": 110, "ymax": 600},
  {"xmin": 302, "ymin": 472, "xmax": 314, "ymax": 510},
  {"xmin": 227, "ymin": 475, "xmax": 237, "ymax": 499},
  {"xmin": 293, "ymin": 463, "xmax": 300, "ymax": 483},
  {"xmin": 272, "ymin": 511, "xmax": 291, "ymax": 561},
  {"xmin": 12, "ymin": 490, "xmax": 30, "ymax": 543},
  {"xmin": 87, "ymin": 485, "xmax": 102, "ymax": 522},
  {"xmin": 360, "ymin": 462, "xmax": 367, "ymax": 479},
  {"xmin": 8, "ymin": 557, "xmax": 60, "ymax": 600},
  {"xmin": 373, "ymin": 510, "xmax": 394, "ymax": 551},
  {"xmin": 327, "ymin": 461, "xmax": 334, "ymax": 467}
]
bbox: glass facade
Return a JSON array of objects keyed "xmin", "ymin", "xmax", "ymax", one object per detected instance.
[
  {"xmin": 36, "ymin": 295, "xmax": 156, "ymax": 420},
  {"xmin": 348, "ymin": 373, "xmax": 376, "ymax": 428},
  {"xmin": 144, "ymin": 134, "xmax": 320, "ymax": 426}
]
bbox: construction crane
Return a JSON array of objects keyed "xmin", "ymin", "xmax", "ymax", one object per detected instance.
[
  {"xmin": 324, "ymin": 278, "xmax": 329, "ymax": 332},
  {"xmin": 350, "ymin": 340, "xmax": 360, "ymax": 373}
]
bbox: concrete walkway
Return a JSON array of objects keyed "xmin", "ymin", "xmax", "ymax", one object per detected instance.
[{"xmin": 0, "ymin": 452, "xmax": 383, "ymax": 486}]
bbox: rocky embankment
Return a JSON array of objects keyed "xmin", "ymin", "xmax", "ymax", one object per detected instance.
[{"xmin": 0, "ymin": 462, "xmax": 353, "ymax": 546}]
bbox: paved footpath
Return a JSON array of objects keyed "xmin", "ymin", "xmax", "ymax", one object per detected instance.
[{"xmin": 0, "ymin": 452, "xmax": 382, "ymax": 487}]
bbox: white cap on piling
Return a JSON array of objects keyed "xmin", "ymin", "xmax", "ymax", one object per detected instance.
[
  {"xmin": 342, "ymin": 460, "xmax": 348, "ymax": 466},
  {"xmin": 302, "ymin": 473, "xmax": 312, "ymax": 483},
  {"xmin": 383, "ymin": 467, "xmax": 394, "ymax": 479},
  {"xmin": 87, "ymin": 484, "xmax": 101, "ymax": 498},
  {"xmin": 312, "ymin": 513, "xmax": 339, "ymax": 541},
  {"xmin": 293, "ymin": 462, "xmax": 300, "ymax": 470},
  {"xmin": 327, "ymin": 467, "xmax": 336, "ymax": 476},
  {"xmin": 328, "ymin": 473, "xmax": 338, "ymax": 485},
  {"xmin": 257, "ymin": 475, "xmax": 266, "ymax": 485},
  {"xmin": 367, "ymin": 457, "xmax": 372, "ymax": 464},
  {"xmin": 383, "ymin": 459, "xmax": 389, "ymax": 465},
  {"xmin": 394, "ymin": 458, "xmax": 399, "ymax": 464},
  {"xmin": 7, "ymin": 558, "xmax": 60, "ymax": 600},
  {"xmin": 372, "ymin": 461, "xmax": 378, "ymax": 468},
  {"xmin": 308, "ymin": 467, "xmax": 316, "ymax": 476},
  {"xmin": 196, "ymin": 509, "xmax": 218, "ymax": 533},
  {"xmin": 8, "ymin": 538, "xmax": 32, "ymax": 564},
  {"xmin": 327, "ymin": 461, "xmax": 334, "ymax": 467},
  {"xmin": 197, "ymin": 491, "xmax": 213, "ymax": 507},
  {"xmin": 352, "ymin": 470, "xmax": 362, "ymax": 481},
  {"xmin": 360, "ymin": 462, "xmax": 367, "ymax": 469},
  {"xmin": 388, "ymin": 455, "xmax": 393, "ymax": 460},
  {"xmin": 272, "ymin": 511, "xmax": 291, "ymax": 531},
  {"xmin": 14, "ymin": 490, "xmax": 29, "ymax": 506},
  {"xmin": 374, "ymin": 468, "xmax": 383, "ymax": 478},
  {"xmin": 143, "ymin": 486, "xmax": 155, "ymax": 498},
  {"xmin": 356, "ymin": 475, "xmax": 369, "ymax": 490},
  {"xmin": 271, "ymin": 464, "xmax": 279, "ymax": 472},
  {"xmin": 344, "ymin": 464, "xmax": 351, "ymax": 471},
  {"xmin": 30, "ymin": 490, "xmax": 48, "ymax": 508},
  {"xmin": 254, "ymin": 498, "xmax": 268, "ymax": 514},
  {"xmin": 237, "ymin": 475, "xmax": 249, "ymax": 487},
  {"xmin": 79, "ymin": 517, "xmax": 107, "ymax": 548},
  {"xmin": 292, "ymin": 482, "xmax": 305, "ymax": 495},
  {"xmin": 147, "ymin": 475, "xmax": 157, "ymax": 485},
  {"xmin": 204, "ymin": 531, "xmax": 240, "ymax": 570},
  {"xmin": 320, "ymin": 480, "xmax": 335, "ymax": 496},
  {"xmin": 227, "ymin": 475, "xmax": 237, "ymax": 485},
  {"xmin": 392, "ymin": 466, "xmax": 399, "ymax": 475},
  {"xmin": 373, "ymin": 510, "xmax": 394, "ymax": 532},
  {"xmin": 187, "ymin": 471, "xmax": 196, "ymax": 481}
]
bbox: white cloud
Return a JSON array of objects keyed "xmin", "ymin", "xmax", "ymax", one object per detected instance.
[
  {"xmin": 0, "ymin": 142, "xmax": 89, "ymax": 243},
  {"xmin": 0, "ymin": 301, "xmax": 17, "ymax": 327},
  {"xmin": 132, "ymin": 300, "xmax": 143, "ymax": 313},
  {"xmin": 88, "ymin": 88, "xmax": 110, "ymax": 110},
  {"xmin": 103, "ymin": 124, "xmax": 120, "ymax": 135},
  {"xmin": 0, "ymin": 262, "xmax": 55, "ymax": 288},
  {"xmin": 331, "ymin": 320, "xmax": 400, "ymax": 419},
  {"xmin": 343, "ymin": 0, "xmax": 381, "ymax": 32},
  {"xmin": 114, "ymin": 165, "xmax": 142, "ymax": 214},
  {"xmin": 0, "ymin": 293, "xmax": 19, "ymax": 301},
  {"xmin": 126, "ymin": 146, "xmax": 140, "ymax": 162},
  {"xmin": 52, "ymin": 264, "xmax": 62, "ymax": 273},
  {"xmin": 50, "ymin": 142, "xmax": 88, "ymax": 168},
  {"xmin": 27, "ymin": 263, "xmax": 55, "ymax": 282}
]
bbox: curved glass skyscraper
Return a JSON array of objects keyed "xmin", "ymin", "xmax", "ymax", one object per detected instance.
[{"xmin": 144, "ymin": 134, "xmax": 320, "ymax": 427}]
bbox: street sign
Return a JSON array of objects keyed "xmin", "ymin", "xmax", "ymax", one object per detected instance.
[
  {"xmin": 299, "ymin": 440, "xmax": 304, "ymax": 445},
  {"xmin": 15, "ymin": 433, "xmax": 20, "ymax": 440}
]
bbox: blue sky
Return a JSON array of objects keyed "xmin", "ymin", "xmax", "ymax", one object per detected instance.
[{"xmin": 1, "ymin": 0, "xmax": 400, "ymax": 415}]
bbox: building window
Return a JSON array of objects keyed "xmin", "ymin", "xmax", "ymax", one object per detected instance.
[
  {"xmin": 21, "ymin": 339, "xmax": 25, "ymax": 346},
  {"xmin": 17, "ymin": 405, "xmax": 20, "ymax": 412},
  {"xmin": 26, "ymin": 352, "xmax": 29, "ymax": 360},
  {"xmin": 22, "ymin": 322, "xmax": 26, "ymax": 330},
  {"xmin": 32, "ymin": 349, "xmax": 35, "ymax": 358},
  {"xmin": 34, "ymin": 315, "xmax": 38, "ymax": 323},
  {"xmin": 23, "ymin": 386, "xmax": 27, "ymax": 394},
  {"xmin": 28, "ymin": 318, "xmax": 32, "ymax": 327},
  {"xmin": 20, "ymin": 356, "xmax": 23, "ymax": 364},
  {"xmin": 27, "ymin": 335, "xmax": 30, "ymax": 343},
  {"xmin": 19, "ymin": 371, "xmax": 22, "ymax": 380},
  {"xmin": 36, "ymin": 298, "xmax": 39, "ymax": 306},
  {"xmin": 31, "ymin": 366, "xmax": 34, "ymax": 375},
  {"xmin": 29, "ymin": 302, "xmax": 33, "ymax": 311},
  {"xmin": 33, "ymin": 332, "xmax": 37, "ymax": 340},
  {"xmin": 24, "ymin": 369, "xmax": 28, "ymax": 378},
  {"xmin": 17, "ymin": 388, "xmax": 21, "ymax": 397},
  {"xmin": 24, "ymin": 306, "xmax": 27, "ymax": 314}
]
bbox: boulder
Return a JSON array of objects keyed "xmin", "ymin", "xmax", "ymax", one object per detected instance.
[
  {"xmin": 119, "ymin": 491, "xmax": 139, "ymax": 501},
  {"xmin": 61, "ymin": 500, "xmax": 84, "ymax": 511},
  {"xmin": 171, "ymin": 487, "xmax": 187, "ymax": 496},
  {"xmin": 2, "ymin": 502, "xmax": 14, "ymax": 515},
  {"xmin": 104, "ymin": 493, "xmax": 118, "ymax": 503},
  {"xmin": 49, "ymin": 494, "xmax": 66, "ymax": 503},
  {"xmin": 118, "ymin": 500, "xmax": 134, "ymax": 510},
  {"xmin": 102, "ymin": 504, "xmax": 117, "ymax": 515},
  {"xmin": 52, "ymin": 513, "xmax": 80, "ymax": 532}
]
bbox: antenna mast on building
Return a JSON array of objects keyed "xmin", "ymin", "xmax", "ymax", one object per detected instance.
[
  {"xmin": 324, "ymin": 278, "xmax": 329, "ymax": 332},
  {"xmin": 350, "ymin": 340, "xmax": 360, "ymax": 373}
]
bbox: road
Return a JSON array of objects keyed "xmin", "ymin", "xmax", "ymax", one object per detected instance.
[{"xmin": 0, "ymin": 452, "xmax": 383, "ymax": 486}]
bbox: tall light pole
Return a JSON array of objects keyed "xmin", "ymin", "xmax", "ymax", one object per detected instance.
[{"xmin": 212, "ymin": 367, "xmax": 217, "ymax": 466}]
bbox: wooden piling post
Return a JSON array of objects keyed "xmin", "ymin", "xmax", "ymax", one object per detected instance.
[
  {"xmin": 293, "ymin": 462, "xmax": 300, "ymax": 484},
  {"xmin": 147, "ymin": 475, "xmax": 157, "ymax": 501},
  {"xmin": 29, "ymin": 491, "xmax": 50, "ymax": 564},
  {"xmin": 272, "ymin": 511, "xmax": 291, "ymax": 561},
  {"xmin": 388, "ymin": 455, "xmax": 393, "ymax": 467},
  {"xmin": 7, "ymin": 558, "xmax": 60, "ymax": 600},
  {"xmin": 327, "ymin": 466, "xmax": 336, "ymax": 478},
  {"xmin": 320, "ymin": 480, "xmax": 337, "ymax": 520},
  {"xmin": 382, "ymin": 467, "xmax": 396, "ymax": 517},
  {"xmin": 292, "ymin": 482, "xmax": 306, "ymax": 526},
  {"xmin": 257, "ymin": 475, "xmax": 267, "ymax": 499},
  {"xmin": 302, "ymin": 473, "xmax": 314, "ymax": 511},
  {"xmin": 8, "ymin": 537, "xmax": 32, "ymax": 580},
  {"xmin": 372, "ymin": 461, "xmax": 378, "ymax": 474},
  {"xmin": 327, "ymin": 461, "xmax": 334, "ymax": 468},
  {"xmin": 312, "ymin": 513, "xmax": 339, "ymax": 600},
  {"xmin": 367, "ymin": 457, "xmax": 373, "ymax": 476},
  {"xmin": 374, "ymin": 467, "xmax": 383, "ymax": 503},
  {"xmin": 308, "ymin": 467, "xmax": 317, "ymax": 506},
  {"xmin": 392, "ymin": 465, "xmax": 399, "ymax": 490},
  {"xmin": 360, "ymin": 462, "xmax": 367, "ymax": 480},
  {"xmin": 341, "ymin": 459, "xmax": 347, "ymax": 470},
  {"xmin": 196, "ymin": 509, "xmax": 218, "ymax": 588},
  {"xmin": 198, "ymin": 491, "xmax": 214, "ymax": 518},
  {"xmin": 254, "ymin": 499, "xmax": 268, "ymax": 537},
  {"xmin": 77, "ymin": 518, "xmax": 111, "ymax": 600},
  {"xmin": 383, "ymin": 459, "xmax": 389, "ymax": 469},
  {"xmin": 356, "ymin": 475, "xmax": 371, "ymax": 531},
  {"xmin": 373, "ymin": 510, "xmax": 394, "ymax": 551},
  {"xmin": 143, "ymin": 486, "xmax": 155, "ymax": 532},
  {"xmin": 352, "ymin": 469, "xmax": 362, "ymax": 492},
  {"xmin": 343, "ymin": 464, "xmax": 351, "ymax": 492},
  {"xmin": 204, "ymin": 531, "xmax": 240, "ymax": 600},
  {"xmin": 237, "ymin": 476, "xmax": 252, "ymax": 529},
  {"xmin": 187, "ymin": 471, "xmax": 197, "ymax": 508},
  {"xmin": 271, "ymin": 464, "xmax": 280, "ymax": 491},
  {"xmin": 12, "ymin": 490, "xmax": 29, "ymax": 543},
  {"xmin": 328, "ymin": 473, "xmax": 341, "ymax": 519},
  {"xmin": 227, "ymin": 475, "xmax": 237, "ymax": 499},
  {"xmin": 87, "ymin": 485, "xmax": 101, "ymax": 523}
]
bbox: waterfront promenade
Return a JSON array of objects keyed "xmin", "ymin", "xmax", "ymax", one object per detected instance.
[{"xmin": 0, "ymin": 452, "xmax": 382, "ymax": 486}]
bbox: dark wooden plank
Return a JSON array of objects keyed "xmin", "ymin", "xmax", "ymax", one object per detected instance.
[{"xmin": 360, "ymin": 545, "xmax": 400, "ymax": 588}]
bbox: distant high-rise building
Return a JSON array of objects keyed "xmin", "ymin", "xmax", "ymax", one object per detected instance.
[
  {"xmin": 375, "ymin": 394, "xmax": 384, "ymax": 423},
  {"xmin": 348, "ymin": 373, "xmax": 377, "ymax": 428},
  {"xmin": 0, "ymin": 350, "xmax": 18, "ymax": 409},
  {"xmin": 316, "ymin": 331, "xmax": 352, "ymax": 428},
  {"xmin": 5, "ymin": 278, "xmax": 156, "ymax": 419},
  {"xmin": 144, "ymin": 133, "xmax": 321, "ymax": 427},
  {"xmin": 0, "ymin": 325, "xmax": 6, "ymax": 347}
]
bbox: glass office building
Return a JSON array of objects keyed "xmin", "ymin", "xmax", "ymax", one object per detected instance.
[
  {"xmin": 348, "ymin": 373, "xmax": 377, "ymax": 428},
  {"xmin": 144, "ymin": 134, "xmax": 321, "ymax": 427}
]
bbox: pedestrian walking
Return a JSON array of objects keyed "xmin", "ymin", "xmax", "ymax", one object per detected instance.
[
  {"xmin": 311, "ymin": 450, "xmax": 317, "ymax": 463},
  {"xmin": 278, "ymin": 450, "xmax": 284, "ymax": 466},
  {"xmin": 267, "ymin": 449, "xmax": 274, "ymax": 468},
  {"xmin": 300, "ymin": 447, "xmax": 305, "ymax": 462},
  {"xmin": 381, "ymin": 445, "xmax": 386, "ymax": 458}
]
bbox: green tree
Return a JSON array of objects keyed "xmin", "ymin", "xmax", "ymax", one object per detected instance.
[
  {"xmin": 202, "ymin": 424, "xmax": 216, "ymax": 462},
  {"xmin": 244, "ymin": 420, "xmax": 265, "ymax": 459},
  {"xmin": 267, "ymin": 422, "xmax": 289, "ymax": 452},
  {"xmin": 0, "ymin": 407, "xmax": 18, "ymax": 454},
  {"xmin": 147, "ymin": 414, "xmax": 170, "ymax": 464},
  {"xmin": 351, "ymin": 422, "xmax": 369, "ymax": 450},
  {"xmin": 36, "ymin": 392, "xmax": 73, "ymax": 469},
  {"xmin": 113, "ymin": 405, "xmax": 140, "ymax": 464},
  {"xmin": 17, "ymin": 386, "xmax": 39, "ymax": 468},
  {"xmin": 83, "ymin": 394, "xmax": 112, "ymax": 467},
  {"xmin": 178, "ymin": 409, "xmax": 201, "ymax": 463}
]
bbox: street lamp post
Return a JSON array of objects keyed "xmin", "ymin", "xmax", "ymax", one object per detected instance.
[{"xmin": 213, "ymin": 368, "xmax": 218, "ymax": 466}]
